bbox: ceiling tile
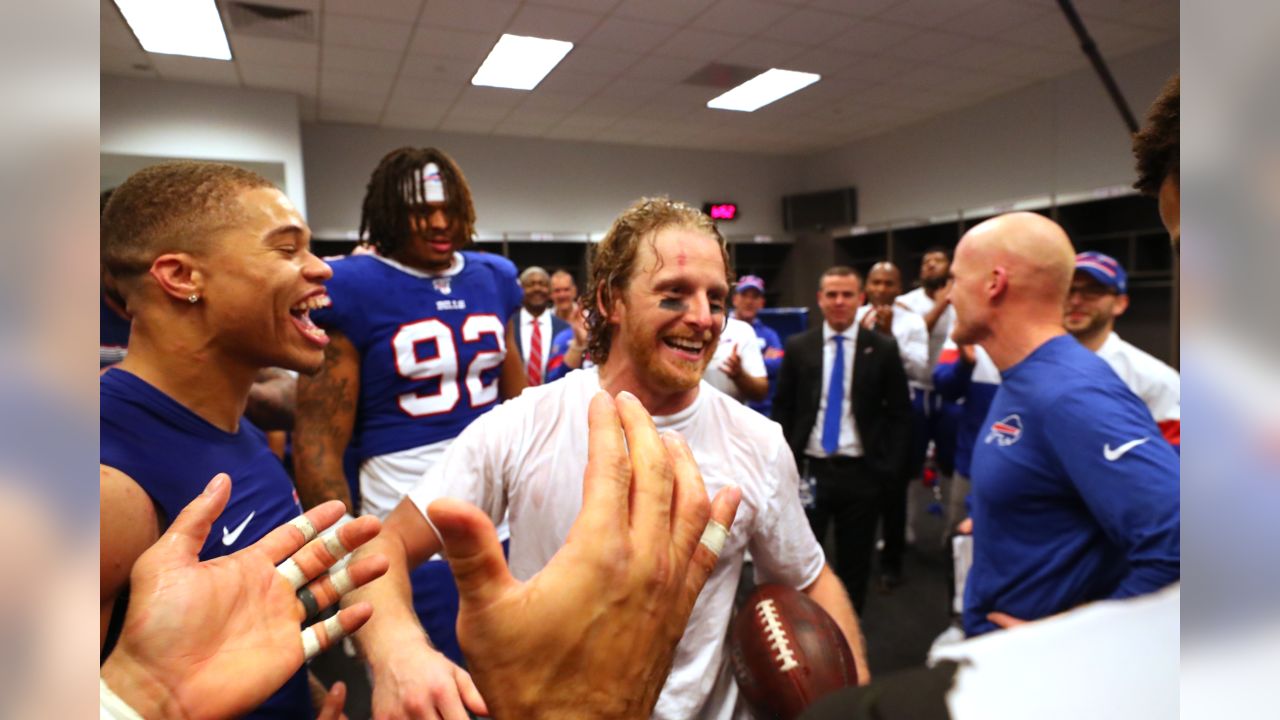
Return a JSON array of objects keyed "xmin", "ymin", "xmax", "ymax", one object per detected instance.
[
  {"xmin": 876, "ymin": 0, "xmax": 990, "ymax": 29},
  {"xmin": 408, "ymin": 26, "xmax": 497, "ymax": 62},
  {"xmin": 420, "ymin": 0, "xmax": 520, "ymax": 33},
  {"xmin": 151, "ymin": 55, "xmax": 241, "ymax": 86},
  {"xmin": 517, "ymin": 91, "xmax": 589, "ymax": 112},
  {"xmin": 438, "ymin": 114, "xmax": 501, "ymax": 133},
  {"xmin": 240, "ymin": 63, "xmax": 317, "ymax": 93},
  {"xmin": 390, "ymin": 75, "xmax": 466, "ymax": 102},
  {"xmin": 836, "ymin": 18, "xmax": 920, "ymax": 55},
  {"xmin": 325, "ymin": 0, "xmax": 422, "ymax": 22},
  {"xmin": 717, "ymin": 38, "xmax": 806, "ymax": 68},
  {"xmin": 652, "ymin": 27, "xmax": 741, "ymax": 61},
  {"xmin": 454, "ymin": 84, "xmax": 529, "ymax": 110},
  {"xmin": 322, "ymin": 45, "xmax": 403, "ymax": 74},
  {"xmin": 581, "ymin": 16, "xmax": 679, "ymax": 54},
  {"xmin": 506, "ymin": 4, "xmax": 603, "ymax": 42},
  {"xmin": 623, "ymin": 54, "xmax": 706, "ymax": 82},
  {"xmin": 761, "ymin": 8, "xmax": 857, "ymax": 45},
  {"xmin": 691, "ymin": 0, "xmax": 796, "ymax": 37},
  {"xmin": 942, "ymin": 0, "xmax": 1053, "ymax": 38},
  {"xmin": 399, "ymin": 54, "xmax": 479, "ymax": 81},
  {"xmin": 320, "ymin": 105, "xmax": 383, "ymax": 125},
  {"xmin": 298, "ymin": 95, "xmax": 318, "ymax": 122},
  {"xmin": 835, "ymin": 54, "xmax": 917, "ymax": 82},
  {"xmin": 383, "ymin": 100, "xmax": 447, "ymax": 129},
  {"xmin": 230, "ymin": 35, "xmax": 319, "ymax": 68},
  {"xmin": 535, "ymin": 69, "xmax": 616, "ymax": 94},
  {"xmin": 787, "ymin": 46, "xmax": 873, "ymax": 75},
  {"xmin": 324, "ymin": 14, "xmax": 413, "ymax": 51},
  {"xmin": 101, "ymin": 45, "xmax": 155, "ymax": 77},
  {"xmin": 808, "ymin": 0, "xmax": 899, "ymax": 17},
  {"xmin": 321, "ymin": 69, "xmax": 395, "ymax": 96},
  {"xmin": 614, "ymin": 0, "xmax": 715, "ymax": 24},
  {"xmin": 101, "ymin": 1, "xmax": 140, "ymax": 50},
  {"xmin": 555, "ymin": 46, "xmax": 643, "ymax": 76},
  {"xmin": 527, "ymin": 0, "xmax": 623, "ymax": 12},
  {"xmin": 881, "ymin": 29, "xmax": 973, "ymax": 62}
]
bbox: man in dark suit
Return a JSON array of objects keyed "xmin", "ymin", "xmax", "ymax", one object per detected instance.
[
  {"xmin": 774, "ymin": 266, "xmax": 912, "ymax": 612},
  {"xmin": 510, "ymin": 266, "xmax": 570, "ymax": 387}
]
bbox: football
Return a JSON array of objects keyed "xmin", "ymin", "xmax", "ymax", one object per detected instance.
[{"xmin": 729, "ymin": 583, "xmax": 859, "ymax": 720}]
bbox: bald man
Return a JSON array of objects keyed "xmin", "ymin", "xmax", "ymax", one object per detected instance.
[{"xmin": 951, "ymin": 212, "xmax": 1179, "ymax": 637}]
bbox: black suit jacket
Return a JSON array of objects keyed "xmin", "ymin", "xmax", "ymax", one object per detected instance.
[{"xmin": 772, "ymin": 325, "xmax": 912, "ymax": 481}]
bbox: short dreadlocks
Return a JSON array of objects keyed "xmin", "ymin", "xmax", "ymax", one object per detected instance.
[
  {"xmin": 1132, "ymin": 74, "xmax": 1179, "ymax": 196},
  {"xmin": 359, "ymin": 147, "xmax": 476, "ymax": 257}
]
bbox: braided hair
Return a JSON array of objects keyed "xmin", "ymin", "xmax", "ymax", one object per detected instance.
[{"xmin": 359, "ymin": 147, "xmax": 477, "ymax": 257}]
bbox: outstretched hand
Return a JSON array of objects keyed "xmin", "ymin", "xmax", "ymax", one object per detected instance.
[
  {"xmin": 429, "ymin": 391, "xmax": 742, "ymax": 720},
  {"xmin": 102, "ymin": 473, "xmax": 388, "ymax": 720}
]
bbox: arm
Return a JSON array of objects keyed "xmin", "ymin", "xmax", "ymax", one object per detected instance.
[
  {"xmin": 761, "ymin": 329, "xmax": 785, "ymax": 380},
  {"xmin": 802, "ymin": 565, "xmax": 870, "ymax": 684},
  {"xmin": 500, "ymin": 323, "xmax": 529, "ymax": 399},
  {"xmin": 933, "ymin": 342, "xmax": 974, "ymax": 402},
  {"xmin": 921, "ymin": 282, "xmax": 952, "ymax": 332},
  {"xmin": 101, "ymin": 465, "xmax": 160, "ymax": 650},
  {"xmin": 898, "ymin": 316, "xmax": 931, "ymax": 387},
  {"xmin": 293, "ymin": 332, "xmax": 359, "ymax": 513},
  {"xmin": 723, "ymin": 344, "xmax": 770, "ymax": 402},
  {"xmin": 245, "ymin": 367, "xmax": 297, "ymax": 431}
]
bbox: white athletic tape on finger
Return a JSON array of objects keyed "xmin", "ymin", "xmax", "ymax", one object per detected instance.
[
  {"xmin": 301, "ymin": 614, "xmax": 348, "ymax": 661},
  {"xmin": 699, "ymin": 520, "xmax": 729, "ymax": 558},
  {"xmin": 330, "ymin": 566, "xmax": 355, "ymax": 596},
  {"xmin": 277, "ymin": 558, "xmax": 308, "ymax": 590},
  {"xmin": 288, "ymin": 515, "xmax": 318, "ymax": 543},
  {"xmin": 321, "ymin": 529, "xmax": 350, "ymax": 563}
]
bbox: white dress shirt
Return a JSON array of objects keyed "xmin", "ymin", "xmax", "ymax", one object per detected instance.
[
  {"xmin": 856, "ymin": 303, "xmax": 930, "ymax": 386},
  {"xmin": 806, "ymin": 322, "xmax": 864, "ymax": 459},
  {"xmin": 519, "ymin": 307, "xmax": 554, "ymax": 377}
]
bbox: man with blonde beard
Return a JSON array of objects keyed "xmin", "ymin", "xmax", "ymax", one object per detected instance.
[{"xmin": 343, "ymin": 197, "xmax": 866, "ymax": 719}]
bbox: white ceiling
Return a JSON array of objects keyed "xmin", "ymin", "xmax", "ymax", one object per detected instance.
[{"xmin": 101, "ymin": 0, "xmax": 1177, "ymax": 155}]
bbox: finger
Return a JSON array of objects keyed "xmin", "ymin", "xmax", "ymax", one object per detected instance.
[
  {"xmin": 987, "ymin": 612, "xmax": 1026, "ymax": 629},
  {"xmin": 152, "ymin": 473, "xmax": 232, "ymax": 569},
  {"xmin": 434, "ymin": 677, "xmax": 472, "ymax": 720},
  {"xmin": 297, "ymin": 553, "xmax": 390, "ymax": 620},
  {"xmin": 664, "ymin": 431, "xmax": 711, "ymax": 563},
  {"xmin": 579, "ymin": 391, "xmax": 630, "ymax": 534},
  {"xmin": 682, "ymin": 485, "xmax": 742, "ymax": 609},
  {"xmin": 455, "ymin": 667, "xmax": 490, "ymax": 718},
  {"xmin": 616, "ymin": 391, "xmax": 674, "ymax": 544},
  {"xmin": 277, "ymin": 515, "xmax": 382, "ymax": 590},
  {"xmin": 427, "ymin": 498, "xmax": 517, "ymax": 611},
  {"xmin": 254, "ymin": 500, "xmax": 349, "ymax": 564},
  {"xmin": 301, "ymin": 602, "xmax": 373, "ymax": 662},
  {"xmin": 315, "ymin": 681, "xmax": 346, "ymax": 720}
]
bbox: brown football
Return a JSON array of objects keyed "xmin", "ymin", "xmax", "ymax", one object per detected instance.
[{"xmin": 729, "ymin": 583, "xmax": 859, "ymax": 720}]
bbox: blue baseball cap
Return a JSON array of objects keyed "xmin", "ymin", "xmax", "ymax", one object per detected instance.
[
  {"xmin": 1074, "ymin": 251, "xmax": 1127, "ymax": 294},
  {"xmin": 736, "ymin": 275, "xmax": 765, "ymax": 294}
]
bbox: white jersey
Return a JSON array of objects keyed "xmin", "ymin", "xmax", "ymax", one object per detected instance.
[
  {"xmin": 408, "ymin": 368, "xmax": 825, "ymax": 720},
  {"xmin": 855, "ymin": 303, "xmax": 930, "ymax": 386},
  {"xmin": 702, "ymin": 317, "xmax": 767, "ymax": 402},
  {"xmin": 1096, "ymin": 332, "xmax": 1180, "ymax": 445},
  {"xmin": 898, "ymin": 287, "xmax": 956, "ymax": 390}
]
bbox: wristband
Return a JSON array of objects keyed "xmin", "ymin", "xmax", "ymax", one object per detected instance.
[{"xmin": 100, "ymin": 678, "xmax": 145, "ymax": 720}]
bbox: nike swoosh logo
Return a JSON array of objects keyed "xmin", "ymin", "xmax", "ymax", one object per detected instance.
[
  {"xmin": 222, "ymin": 511, "xmax": 256, "ymax": 546},
  {"xmin": 1103, "ymin": 437, "xmax": 1149, "ymax": 461}
]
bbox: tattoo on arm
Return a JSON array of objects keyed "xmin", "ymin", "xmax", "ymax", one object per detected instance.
[{"xmin": 294, "ymin": 333, "xmax": 359, "ymax": 512}]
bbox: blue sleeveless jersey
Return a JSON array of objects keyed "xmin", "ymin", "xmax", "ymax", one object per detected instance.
[
  {"xmin": 100, "ymin": 369, "xmax": 311, "ymax": 719},
  {"xmin": 312, "ymin": 252, "xmax": 522, "ymax": 460}
]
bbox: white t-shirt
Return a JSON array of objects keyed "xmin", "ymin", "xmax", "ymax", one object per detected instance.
[
  {"xmin": 702, "ymin": 317, "xmax": 767, "ymax": 402},
  {"xmin": 898, "ymin": 287, "xmax": 956, "ymax": 390},
  {"xmin": 408, "ymin": 368, "xmax": 825, "ymax": 720},
  {"xmin": 855, "ymin": 303, "xmax": 930, "ymax": 386},
  {"xmin": 930, "ymin": 585, "xmax": 1179, "ymax": 719},
  {"xmin": 1096, "ymin": 332, "xmax": 1180, "ymax": 430}
]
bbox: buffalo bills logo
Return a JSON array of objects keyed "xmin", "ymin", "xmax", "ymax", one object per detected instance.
[
  {"xmin": 985, "ymin": 414, "xmax": 1023, "ymax": 446},
  {"xmin": 433, "ymin": 277, "xmax": 452, "ymax": 295}
]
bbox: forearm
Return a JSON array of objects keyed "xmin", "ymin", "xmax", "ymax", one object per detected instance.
[
  {"xmin": 294, "ymin": 335, "xmax": 359, "ymax": 512},
  {"xmin": 346, "ymin": 531, "xmax": 431, "ymax": 665},
  {"xmin": 733, "ymin": 373, "xmax": 769, "ymax": 402},
  {"xmin": 803, "ymin": 566, "xmax": 870, "ymax": 682},
  {"xmin": 292, "ymin": 424, "xmax": 355, "ymax": 512},
  {"xmin": 924, "ymin": 301, "xmax": 947, "ymax": 331},
  {"xmin": 245, "ymin": 369, "xmax": 296, "ymax": 431}
]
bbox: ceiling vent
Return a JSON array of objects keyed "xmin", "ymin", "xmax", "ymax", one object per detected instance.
[
  {"xmin": 681, "ymin": 62, "xmax": 762, "ymax": 89},
  {"xmin": 223, "ymin": 1, "xmax": 316, "ymax": 41}
]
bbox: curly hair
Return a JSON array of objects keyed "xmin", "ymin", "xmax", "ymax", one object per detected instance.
[
  {"xmin": 1132, "ymin": 74, "xmax": 1179, "ymax": 196},
  {"xmin": 360, "ymin": 147, "xmax": 476, "ymax": 257},
  {"xmin": 101, "ymin": 161, "xmax": 274, "ymax": 283},
  {"xmin": 582, "ymin": 197, "xmax": 731, "ymax": 366}
]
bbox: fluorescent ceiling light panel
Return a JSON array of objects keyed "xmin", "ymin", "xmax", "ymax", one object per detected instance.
[
  {"xmin": 471, "ymin": 34, "xmax": 574, "ymax": 91},
  {"xmin": 113, "ymin": 0, "xmax": 232, "ymax": 60},
  {"xmin": 707, "ymin": 69, "xmax": 820, "ymax": 112}
]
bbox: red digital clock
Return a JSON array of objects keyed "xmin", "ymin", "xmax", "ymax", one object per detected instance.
[{"xmin": 703, "ymin": 202, "xmax": 738, "ymax": 220}]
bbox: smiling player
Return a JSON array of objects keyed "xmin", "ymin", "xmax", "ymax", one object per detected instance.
[{"xmin": 100, "ymin": 161, "xmax": 358, "ymax": 718}]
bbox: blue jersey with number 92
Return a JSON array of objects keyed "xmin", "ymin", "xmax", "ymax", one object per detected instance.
[{"xmin": 313, "ymin": 252, "xmax": 523, "ymax": 460}]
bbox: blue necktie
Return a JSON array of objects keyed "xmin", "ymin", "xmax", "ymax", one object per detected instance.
[{"xmin": 821, "ymin": 334, "xmax": 846, "ymax": 455}]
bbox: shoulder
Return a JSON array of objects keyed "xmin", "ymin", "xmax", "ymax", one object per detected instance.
[
  {"xmin": 784, "ymin": 326, "xmax": 821, "ymax": 351},
  {"xmin": 1103, "ymin": 335, "xmax": 1179, "ymax": 383},
  {"xmin": 100, "ymin": 465, "xmax": 160, "ymax": 585},
  {"xmin": 700, "ymin": 383, "xmax": 788, "ymax": 447},
  {"xmin": 463, "ymin": 251, "xmax": 519, "ymax": 283}
]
